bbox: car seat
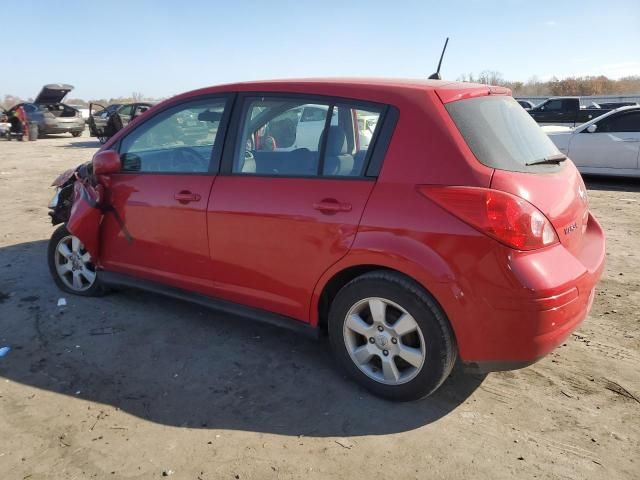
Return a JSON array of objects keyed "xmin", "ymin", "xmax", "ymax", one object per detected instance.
[{"xmin": 322, "ymin": 126, "xmax": 354, "ymax": 176}]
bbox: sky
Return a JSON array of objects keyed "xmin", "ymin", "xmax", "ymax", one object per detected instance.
[{"xmin": 2, "ymin": 0, "xmax": 639, "ymax": 100}]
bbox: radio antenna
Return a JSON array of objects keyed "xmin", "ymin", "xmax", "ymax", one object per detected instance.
[{"xmin": 428, "ymin": 37, "xmax": 449, "ymax": 80}]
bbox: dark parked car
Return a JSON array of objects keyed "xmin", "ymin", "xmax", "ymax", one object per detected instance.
[
  {"xmin": 7, "ymin": 84, "xmax": 85, "ymax": 137},
  {"xmin": 527, "ymin": 97, "xmax": 613, "ymax": 127},
  {"xmin": 88, "ymin": 102, "xmax": 153, "ymax": 144},
  {"xmin": 47, "ymin": 79, "xmax": 605, "ymax": 401},
  {"xmin": 516, "ymin": 99, "xmax": 535, "ymax": 109}
]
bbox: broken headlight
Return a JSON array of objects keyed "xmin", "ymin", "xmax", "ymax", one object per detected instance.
[{"xmin": 48, "ymin": 188, "xmax": 61, "ymax": 209}]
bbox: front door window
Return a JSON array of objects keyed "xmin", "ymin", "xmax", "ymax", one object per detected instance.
[{"xmin": 119, "ymin": 98, "xmax": 228, "ymax": 173}]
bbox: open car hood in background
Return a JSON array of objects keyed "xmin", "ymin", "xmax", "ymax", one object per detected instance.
[{"xmin": 34, "ymin": 84, "xmax": 74, "ymax": 104}]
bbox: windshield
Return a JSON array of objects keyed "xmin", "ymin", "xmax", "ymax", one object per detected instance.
[{"xmin": 446, "ymin": 96, "xmax": 561, "ymax": 172}]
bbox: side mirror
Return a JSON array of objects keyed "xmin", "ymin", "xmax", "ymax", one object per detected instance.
[
  {"xmin": 93, "ymin": 150, "xmax": 121, "ymax": 175},
  {"xmin": 539, "ymin": 106, "xmax": 545, "ymax": 111},
  {"xmin": 587, "ymin": 124, "xmax": 598, "ymax": 133}
]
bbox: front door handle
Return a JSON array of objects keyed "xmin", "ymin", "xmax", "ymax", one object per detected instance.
[
  {"xmin": 313, "ymin": 198, "xmax": 352, "ymax": 213},
  {"xmin": 174, "ymin": 190, "xmax": 201, "ymax": 203}
]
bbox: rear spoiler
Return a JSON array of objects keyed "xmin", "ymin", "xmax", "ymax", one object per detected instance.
[{"xmin": 436, "ymin": 85, "xmax": 511, "ymax": 104}]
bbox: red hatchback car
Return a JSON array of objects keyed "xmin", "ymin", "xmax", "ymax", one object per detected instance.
[{"xmin": 47, "ymin": 79, "xmax": 605, "ymax": 401}]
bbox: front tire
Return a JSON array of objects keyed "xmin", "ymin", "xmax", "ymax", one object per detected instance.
[
  {"xmin": 328, "ymin": 271, "xmax": 456, "ymax": 401},
  {"xmin": 48, "ymin": 225, "xmax": 105, "ymax": 296},
  {"xmin": 71, "ymin": 131, "xmax": 82, "ymax": 137}
]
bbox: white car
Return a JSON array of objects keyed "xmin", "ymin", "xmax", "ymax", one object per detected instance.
[
  {"xmin": 0, "ymin": 121, "xmax": 10, "ymax": 136},
  {"xmin": 545, "ymin": 106, "xmax": 640, "ymax": 178}
]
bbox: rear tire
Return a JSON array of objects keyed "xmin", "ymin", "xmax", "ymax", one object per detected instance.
[
  {"xmin": 328, "ymin": 270, "xmax": 456, "ymax": 401},
  {"xmin": 48, "ymin": 225, "xmax": 106, "ymax": 297},
  {"xmin": 71, "ymin": 131, "xmax": 82, "ymax": 138}
]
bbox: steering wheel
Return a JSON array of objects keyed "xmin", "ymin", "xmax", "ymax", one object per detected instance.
[{"xmin": 173, "ymin": 146, "xmax": 205, "ymax": 172}]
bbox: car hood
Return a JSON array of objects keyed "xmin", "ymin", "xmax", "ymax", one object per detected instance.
[{"xmin": 35, "ymin": 84, "xmax": 74, "ymax": 104}]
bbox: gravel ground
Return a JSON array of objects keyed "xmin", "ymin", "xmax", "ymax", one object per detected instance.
[{"xmin": 0, "ymin": 132, "xmax": 638, "ymax": 479}]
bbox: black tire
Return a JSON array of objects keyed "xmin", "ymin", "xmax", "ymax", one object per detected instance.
[
  {"xmin": 71, "ymin": 131, "xmax": 82, "ymax": 137},
  {"xmin": 328, "ymin": 270, "xmax": 457, "ymax": 401},
  {"xmin": 47, "ymin": 224, "xmax": 107, "ymax": 297}
]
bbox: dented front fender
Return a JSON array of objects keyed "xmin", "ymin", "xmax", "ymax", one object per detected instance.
[
  {"xmin": 51, "ymin": 168, "xmax": 76, "ymax": 187},
  {"xmin": 66, "ymin": 180, "xmax": 104, "ymax": 261}
]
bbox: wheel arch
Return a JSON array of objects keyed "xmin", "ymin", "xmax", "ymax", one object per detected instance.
[
  {"xmin": 311, "ymin": 238, "xmax": 463, "ymax": 338},
  {"xmin": 316, "ymin": 264, "xmax": 391, "ymax": 332}
]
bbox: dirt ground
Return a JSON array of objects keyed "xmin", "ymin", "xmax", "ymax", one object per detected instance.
[{"xmin": 0, "ymin": 132, "xmax": 638, "ymax": 480}]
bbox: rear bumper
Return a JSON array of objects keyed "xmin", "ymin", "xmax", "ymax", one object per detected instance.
[
  {"xmin": 451, "ymin": 213, "xmax": 605, "ymax": 370},
  {"xmin": 462, "ymin": 286, "xmax": 596, "ymax": 373},
  {"xmin": 43, "ymin": 122, "xmax": 85, "ymax": 134}
]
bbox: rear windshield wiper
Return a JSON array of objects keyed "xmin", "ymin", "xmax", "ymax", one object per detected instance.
[{"xmin": 526, "ymin": 153, "xmax": 568, "ymax": 166}]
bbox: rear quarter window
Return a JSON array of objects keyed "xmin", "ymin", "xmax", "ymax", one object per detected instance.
[{"xmin": 446, "ymin": 96, "xmax": 562, "ymax": 173}]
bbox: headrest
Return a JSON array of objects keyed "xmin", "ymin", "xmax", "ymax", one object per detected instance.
[{"xmin": 326, "ymin": 126, "xmax": 348, "ymax": 155}]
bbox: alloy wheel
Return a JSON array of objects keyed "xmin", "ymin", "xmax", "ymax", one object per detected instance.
[
  {"xmin": 343, "ymin": 297, "xmax": 426, "ymax": 385},
  {"xmin": 54, "ymin": 235, "xmax": 96, "ymax": 292}
]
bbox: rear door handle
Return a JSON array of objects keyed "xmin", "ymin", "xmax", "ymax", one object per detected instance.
[
  {"xmin": 174, "ymin": 190, "xmax": 201, "ymax": 203},
  {"xmin": 313, "ymin": 199, "xmax": 352, "ymax": 213}
]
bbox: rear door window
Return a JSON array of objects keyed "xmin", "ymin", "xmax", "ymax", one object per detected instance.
[
  {"xmin": 232, "ymin": 96, "xmax": 383, "ymax": 177},
  {"xmin": 600, "ymin": 111, "xmax": 640, "ymax": 132},
  {"xmin": 446, "ymin": 96, "xmax": 562, "ymax": 172}
]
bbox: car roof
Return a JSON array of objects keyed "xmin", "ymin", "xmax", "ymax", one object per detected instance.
[
  {"xmin": 119, "ymin": 102, "xmax": 154, "ymax": 106},
  {"xmin": 169, "ymin": 78, "xmax": 510, "ymax": 105},
  {"xmin": 218, "ymin": 77, "xmax": 457, "ymax": 89}
]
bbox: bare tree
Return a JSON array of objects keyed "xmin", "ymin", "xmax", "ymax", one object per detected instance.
[
  {"xmin": 455, "ymin": 72, "xmax": 640, "ymax": 96},
  {"xmin": 477, "ymin": 70, "xmax": 505, "ymax": 85},
  {"xmin": 1, "ymin": 94, "xmax": 24, "ymax": 110},
  {"xmin": 456, "ymin": 73, "xmax": 476, "ymax": 83}
]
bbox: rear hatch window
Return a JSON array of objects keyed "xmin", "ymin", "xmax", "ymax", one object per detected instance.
[
  {"xmin": 446, "ymin": 96, "xmax": 562, "ymax": 173},
  {"xmin": 447, "ymin": 95, "xmax": 589, "ymax": 255}
]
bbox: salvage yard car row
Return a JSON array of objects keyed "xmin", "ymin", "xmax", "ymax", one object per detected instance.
[{"xmin": 0, "ymin": 84, "xmax": 154, "ymax": 142}]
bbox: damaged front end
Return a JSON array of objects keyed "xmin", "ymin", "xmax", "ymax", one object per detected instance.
[
  {"xmin": 48, "ymin": 165, "xmax": 84, "ymax": 225},
  {"xmin": 48, "ymin": 161, "xmax": 106, "ymax": 260}
]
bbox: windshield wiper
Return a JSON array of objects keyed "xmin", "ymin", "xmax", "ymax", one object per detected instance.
[{"xmin": 526, "ymin": 153, "xmax": 568, "ymax": 166}]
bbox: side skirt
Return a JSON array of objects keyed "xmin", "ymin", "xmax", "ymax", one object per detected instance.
[{"xmin": 100, "ymin": 271, "xmax": 320, "ymax": 339}]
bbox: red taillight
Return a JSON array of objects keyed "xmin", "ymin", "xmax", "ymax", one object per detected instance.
[{"xmin": 418, "ymin": 186, "xmax": 559, "ymax": 251}]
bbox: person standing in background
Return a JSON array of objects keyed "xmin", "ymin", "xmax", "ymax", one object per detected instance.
[{"xmin": 14, "ymin": 104, "xmax": 28, "ymax": 135}]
